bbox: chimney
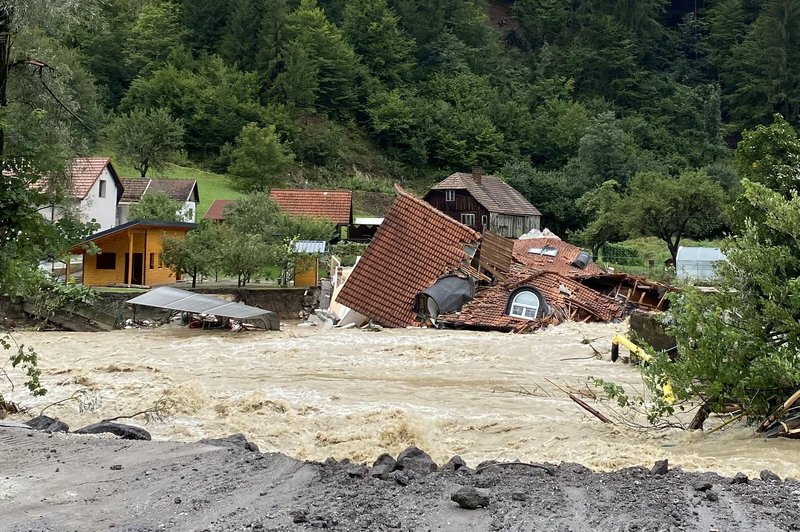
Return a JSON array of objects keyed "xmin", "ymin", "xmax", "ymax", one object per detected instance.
[{"xmin": 472, "ymin": 166, "xmax": 483, "ymax": 185}]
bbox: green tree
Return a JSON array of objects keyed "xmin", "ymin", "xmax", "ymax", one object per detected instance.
[
  {"xmin": 219, "ymin": 231, "xmax": 270, "ymax": 287},
  {"xmin": 106, "ymin": 108, "xmax": 184, "ymax": 177},
  {"xmin": 220, "ymin": 0, "xmax": 264, "ymax": 67},
  {"xmin": 643, "ymin": 179, "xmax": 800, "ymax": 425},
  {"xmin": 162, "ymin": 222, "xmax": 220, "ymax": 288},
  {"xmin": 281, "ymin": 0, "xmax": 362, "ymax": 115},
  {"xmin": 129, "ymin": 191, "xmax": 182, "ymax": 222},
  {"xmin": 734, "ymin": 114, "xmax": 800, "ymax": 196},
  {"xmin": 342, "ymin": 0, "xmax": 415, "ymax": 84},
  {"xmin": 227, "ymin": 123, "xmax": 295, "ymax": 191},
  {"xmin": 729, "ymin": 0, "xmax": 800, "ymax": 127},
  {"xmin": 181, "ymin": 0, "xmax": 230, "ymax": 53},
  {"xmin": 622, "ymin": 170, "xmax": 727, "ymax": 263},
  {"xmin": 123, "ymin": 0, "xmax": 185, "ymax": 76},
  {"xmin": 572, "ymin": 180, "xmax": 625, "ymax": 258},
  {"xmin": 575, "ymin": 112, "xmax": 635, "ymax": 190}
]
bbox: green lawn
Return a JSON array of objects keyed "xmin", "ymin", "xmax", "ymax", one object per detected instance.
[
  {"xmin": 598, "ymin": 236, "xmax": 726, "ymax": 279},
  {"xmin": 108, "ymin": 160, "xmax": 244, "ymax": 218}
]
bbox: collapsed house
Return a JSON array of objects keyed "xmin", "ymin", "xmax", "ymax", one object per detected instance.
[
  {"xmin": 333, "ymin": 186, "xmax": 671, "ymax": 332},
  {"xmin": 336, "ymin": 185, "xmax": 482, "ymax": 327}
]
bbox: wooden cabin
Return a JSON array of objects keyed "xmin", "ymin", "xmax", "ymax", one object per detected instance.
[
  {"xmin": 69, "ymin": 221, "xmax": 196, "ymax": 287},
  {"xmin": 424, "ymin": 168, "xmax": 541, "ymax": 238}
]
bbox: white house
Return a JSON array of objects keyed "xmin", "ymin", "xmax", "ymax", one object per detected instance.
[
  {"xmin": 117, "ymin": 178, "xmax": 199, "ymax": 225},
  {"xmin": 39, "ymin": 158, "xmax": 123, "ymax": 232}
]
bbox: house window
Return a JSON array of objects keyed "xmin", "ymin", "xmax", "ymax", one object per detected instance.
[
  {"xmin": 508, "ymin": 290, "xmax": 540, "ymax": 320},
  {"xmin": 445, "ymin": 190, "xmax": 455, "ymax": 202},
  {"xmin": 481, "ymin": 215, "xmax": 488, "ymax": 228},
  {"xmin": 149, "ymin": 253, "xmax": 155, "ymax": 270},
  {"xmin": 98, "ymin": 179, "xmax": 107, "ymax": 198},
  {"xmin": 461, "ymin": 213, "xmax": 476, "ymax": 226},
  {"xmin": 96, "ymin": 252, "xmax": 116, "ymax": 270}
]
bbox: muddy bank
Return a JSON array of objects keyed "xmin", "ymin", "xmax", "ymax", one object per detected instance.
[{"xmin": 1, "ymin": 426, "xmax": 798, "ymax": 532}]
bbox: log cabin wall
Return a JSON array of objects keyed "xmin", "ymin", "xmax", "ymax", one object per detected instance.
[{"xmin": 425, "ymin": 189, "xmax": 490, "ymax": 231}]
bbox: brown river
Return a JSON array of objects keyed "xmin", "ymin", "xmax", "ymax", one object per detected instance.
[{"xmin": 7, "ymin": 322, "xmax": 800, "ymax": 478}]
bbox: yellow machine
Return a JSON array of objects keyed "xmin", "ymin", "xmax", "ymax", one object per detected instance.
[{"xmin": 611, "ymin": 334, "xmax": 675, "ymax": 404}]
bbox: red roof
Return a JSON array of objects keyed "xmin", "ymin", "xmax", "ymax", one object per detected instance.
[
  {"xmin": 452, "ymin": 267, "xmax": 624, "ymax": 331},
  {"xmin": 336, "ymin": 186, "xmax": 481, "ymax": 327},
  {"xmin": 512, "ymin": 238, "xmax": 605, "ymax": 277},
  {"xmin": 270, "ymin": 189, "xmax": 352, "ymax": 224},
  {"xmin": 204, "ymin": 199, "xmax": 235, "ymax": 221},
  {"xmin": 69, "ymin": 157, "xmax": 118, "ymax": 199}
]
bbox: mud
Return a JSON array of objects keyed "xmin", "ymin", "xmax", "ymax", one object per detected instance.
[
  {"xmin": 2, "ymin": 427, "xmax": 799, "ymax": 532},
  {"xmin": 6, "ymin": 323, "xmax": 800, "ymax": 479}
]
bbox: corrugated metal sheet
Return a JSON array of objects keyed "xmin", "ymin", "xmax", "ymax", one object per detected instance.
[
  {"xmin": 293, "ymin": 240, "xmax": 328, "ymax": 254},
  {"xmin": 127, "ymin": 287, "xmax": 278, "ymax": 328}
]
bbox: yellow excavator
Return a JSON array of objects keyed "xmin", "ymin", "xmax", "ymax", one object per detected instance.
[{"xmin": 611, "ymin": 334, "xmax": 675, "ymax": 404}]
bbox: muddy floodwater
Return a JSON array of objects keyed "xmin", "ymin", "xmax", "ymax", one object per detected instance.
[{"xmin": 8, "ymin": 323, "xmax": 800, "ymax": 478}]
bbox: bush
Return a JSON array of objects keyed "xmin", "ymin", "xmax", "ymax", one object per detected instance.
[{"xmin": 601, "ymin": 243, "xmax": 643, "ymax": 266}]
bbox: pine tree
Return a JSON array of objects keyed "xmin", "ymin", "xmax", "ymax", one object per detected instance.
[
  {"xmin": 342, "ymin": 0, "xmax": 415, "ymax": 85},
  {"xmin": 220, "ymin": 0, "xmax": 265, "ymax": 67}
]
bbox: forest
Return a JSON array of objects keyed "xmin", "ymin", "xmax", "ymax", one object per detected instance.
[{"xmin": 2, "ymin": 0, "xmax": 799, "ymax": 237}]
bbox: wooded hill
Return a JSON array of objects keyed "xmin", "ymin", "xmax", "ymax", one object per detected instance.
[{"xmin": 4, "ymin": 0, "xmax": 800, "ymax": 241}]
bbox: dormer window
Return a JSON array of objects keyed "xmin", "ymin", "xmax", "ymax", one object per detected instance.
[
  {"xmin": 445, "ymin": 190, "xmax": 455, "ymax": 202},
  {"xmin": 99, "ymin": 179, "xmax": 107, "ymax": 198},
  {"xmin": 508, "ymin": 290, "xmax": 541, "ymax": 320}
]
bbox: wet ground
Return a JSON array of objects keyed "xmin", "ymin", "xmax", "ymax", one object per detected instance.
[{"xmin": 2, "ymin": 427, "xmax": 799, "ymax": 532}]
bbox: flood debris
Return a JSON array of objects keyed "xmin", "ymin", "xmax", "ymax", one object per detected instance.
[
  {"xmin": 126, "ymin": 286, "xmax": 280, "ymax": 331},
  {"xmin": 324, "ymin": 186, "xmax": 673, "ymax": 333}
]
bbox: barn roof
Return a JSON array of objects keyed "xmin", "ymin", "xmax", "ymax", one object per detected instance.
[
  {"xmin": 336, "ymin": 185, "xmax": 481, "ymax": 327},
  {"xmin": 512, "ymin": 238, "xmax": 605, "ymax": 277},
  {"xmin": 429, "ymin": 172, "xmax": 541, "ymax": 217},
  {"xmin": 269, "ymin": 188, "xmax": 352, "ymax": 225}
]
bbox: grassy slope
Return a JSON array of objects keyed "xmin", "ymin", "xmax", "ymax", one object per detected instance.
[
  {"xmin": 110, "ymin": 161, "xmax": 244, "ymax": 219},
  {"xmin": 599, "ymin": 236, "xmax": 726, "ymax": 277}
]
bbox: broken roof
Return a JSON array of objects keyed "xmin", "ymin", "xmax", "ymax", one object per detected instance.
[
  {"xmin": 448, "ymin": 267, "xmax": 625, "ymax": 331},
  {"xmin": 429, "ymin": 172, "xmax": 541, "ymax": 217},
  {"xmin": 204, "ymin": 199, "xmax": 236, "ymax": 221},
  {"xmin": 120, "ymin": 178, "xmax": 199, "ymax": 204},
  {"xmin": 336, "ymin": 185, "xmax": 481, "ymax": 327},
  {"xmin": 512, "ymin": 238, "xmax": 604, "ymax": 277},
  {"xmin": 270, "ymin": 189, "xmax": 352, "ymax": 225}
]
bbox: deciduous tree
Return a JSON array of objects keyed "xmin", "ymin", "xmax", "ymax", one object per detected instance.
[{"xmin": 106, "ymin": 108, "xmax": 184, "ymax": 177}]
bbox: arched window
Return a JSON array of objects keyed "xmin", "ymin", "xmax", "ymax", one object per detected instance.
[{"xmin": 508, "ymin": 290, "xmax": 540, "ymax": 320}]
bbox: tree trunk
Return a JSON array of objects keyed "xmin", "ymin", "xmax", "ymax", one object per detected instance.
[
  {"xmin": 191, "ymin": 270, "xmax": 197, "ymax": 288},
  {"xmin": 0, "ymin": 6, "xmax": 13, "ymax": 159}
]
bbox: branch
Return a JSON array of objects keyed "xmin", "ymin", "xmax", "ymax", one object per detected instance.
[{"xmin": 22, "ymin": 57, "xmax": 96, "ymax": 134}]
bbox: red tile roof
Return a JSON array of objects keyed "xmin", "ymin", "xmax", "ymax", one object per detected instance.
[
  {"xmin": 204, "ymin": 199, "xmax": 235, "ymax": 221},
  {"xmin": 336, "ymin": 185, "xmax": 481, "ymax": 327},
  {"xmin": 512, "ymin": 238, "xmax": 605, "ymax": 277},
  {"xmin": 69, "ymin": 157, "xmax": 117, "ymax": 199},
  {"xmin": 270, "ymin": 189, "xmax": 352, "ymax": 224},
  {"xmin": 429, "ymin": 172, "xmax": 541, "ymax": 216},
  {"xmin": 451, "ymin": 267, "xmax": 624, "ymax": 331}
]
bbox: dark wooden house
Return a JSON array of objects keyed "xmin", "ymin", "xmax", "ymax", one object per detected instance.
[{"xmin": 424, "ymin": 169, "xmax": 541, "ymax": 238}]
